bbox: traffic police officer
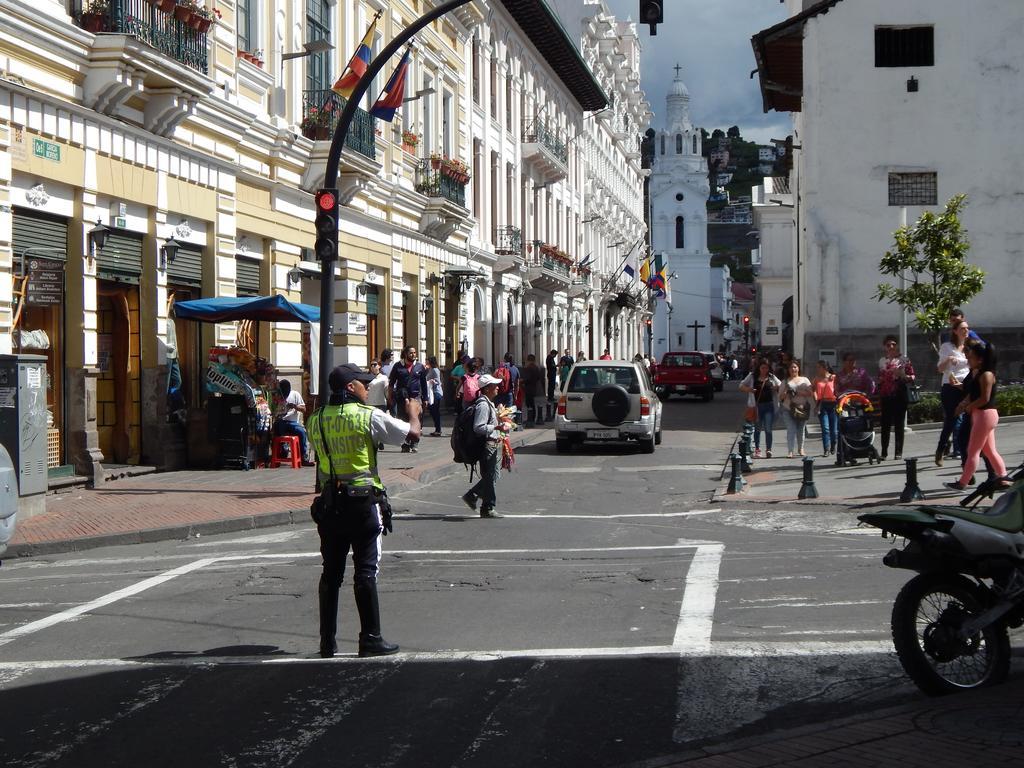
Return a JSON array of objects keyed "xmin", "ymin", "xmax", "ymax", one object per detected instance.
[{"xmin": 307, "ymin": 363, "xmax": 420, "ymax": 658}]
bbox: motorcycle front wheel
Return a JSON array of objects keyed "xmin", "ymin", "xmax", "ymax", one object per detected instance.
[{"xmin": 892, "ymin": 573, "xmax": 1010, "ymax": 696}]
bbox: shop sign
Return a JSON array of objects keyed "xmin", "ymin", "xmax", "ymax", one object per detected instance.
[
  {"xmin": 25, "ymin": 258, "xmax": 64, "ymax": 306},
  {"xmin": 32, "ymin": 138, "xmax": 61, "ymax": 163}
]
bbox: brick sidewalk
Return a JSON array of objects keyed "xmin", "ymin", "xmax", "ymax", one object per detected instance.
[
  {"xmin": 716, "ymin": 418, "xmax": 1024, "ymax": 507},
  {"xmin": 636, "ymin": 674, "xmax": 1024, "ymax": 768},
  {"xmin": 6, "ymin": 423, "xmax": 552, "ymax": 557}
]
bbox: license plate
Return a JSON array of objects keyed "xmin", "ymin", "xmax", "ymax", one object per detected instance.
[
  {"xmin": 587, "ymin": 429, "xmax": 618, "ymax": 440},
  {"xmin": 677, "ymin": 386, "xmax": 687, "ymax": 392}
]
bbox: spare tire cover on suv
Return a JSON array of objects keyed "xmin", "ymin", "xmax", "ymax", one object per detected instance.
[{"xmin": 592, "ymin": 384, "xmax": 630, "ymax": 426}]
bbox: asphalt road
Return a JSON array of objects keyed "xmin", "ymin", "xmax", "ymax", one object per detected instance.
[{"xmin": 1, "ymin": 384, "xmax": 1011, "ymax": 767}]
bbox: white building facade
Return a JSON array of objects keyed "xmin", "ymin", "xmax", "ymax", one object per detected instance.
[
  {"xmin": 754, "ymin": 0, "xmax": 1024, "ymax": 376},
  {"xmin": 648, "ymin": 70, "xmax": 711, "ymax": 357},
  {"xmin": 551, "ymin": 0, "xmax": 652, "ymax": 360},
  {"xmin": 751, "ymin": 176, "xmax": 794, "ymax": 353}
]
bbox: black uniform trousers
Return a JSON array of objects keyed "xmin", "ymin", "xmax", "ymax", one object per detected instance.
[{"xmin": 317, "ymin": 503, "xmax": 382, "ymax": 589}]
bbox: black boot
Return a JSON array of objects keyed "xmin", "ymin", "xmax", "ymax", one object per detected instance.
[
  {"xmin": 354, "ymin": 577, "xmax": 399, "ymax": 657},
  {"xmin": 318, "ymin": 577, "xmax": 340, "ymax": 658}
]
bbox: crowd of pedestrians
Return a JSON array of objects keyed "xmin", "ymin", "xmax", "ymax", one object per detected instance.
[{"xmin": 741, "ymin": 307, "xmax": 1012, "ymax": 497}]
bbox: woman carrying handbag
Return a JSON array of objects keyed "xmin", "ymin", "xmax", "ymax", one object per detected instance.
[{"xmin": 779, "ymin": 360, "xmax": 816, "ymax": 458}]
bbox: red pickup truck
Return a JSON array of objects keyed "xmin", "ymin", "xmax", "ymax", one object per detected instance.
[{"xmin": 652, "ymin": 351, "xmax": 715, "ymax": 401}]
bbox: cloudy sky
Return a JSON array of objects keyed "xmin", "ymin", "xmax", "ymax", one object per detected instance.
[{"xmin": 601, "ymin": 0, "xmax": 792, "ymax": 143}]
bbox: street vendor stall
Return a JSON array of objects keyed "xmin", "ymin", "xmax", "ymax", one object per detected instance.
[{"xmin": 173, "ymin": 295, "xmax": 320, "ymax": 469}]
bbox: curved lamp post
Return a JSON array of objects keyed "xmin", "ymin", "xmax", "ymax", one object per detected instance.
[{"xmin": 317, "ymin": 0, "xmax": 474, "ymax": 397}]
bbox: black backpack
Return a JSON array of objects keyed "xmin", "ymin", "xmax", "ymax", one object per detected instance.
[{"xmin": 452, "ymin": 397, "xmax": 488, "ymax": 468}]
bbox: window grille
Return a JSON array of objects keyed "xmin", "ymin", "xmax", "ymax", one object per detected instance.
[
  {"xmin": 888, "ymin": 172, "xmax": 937, "ymax": 206},
  {"xmin": 875, "ymin": 26, "xmax": 934, "ymax": 67}
]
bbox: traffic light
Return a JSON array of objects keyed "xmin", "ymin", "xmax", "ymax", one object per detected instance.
[
  {"xmin": 784, "ymin": 135, "xmax": 794, "ymax": 174},
  {"xmin": 743, "ymin": 315, "xmax": 750, "ymax": 329},
  {"xmin": 314, "ymin": 188, "xmax": 339, "ymax": 262},
  {"xmin": 639, "ymin": 1, "xmax": 663, "ymax": 35}
]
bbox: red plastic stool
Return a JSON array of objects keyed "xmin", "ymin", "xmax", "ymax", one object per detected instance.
[{"xmin": 270, "ymin": 436, "xmax": 301, "ymax": 469}]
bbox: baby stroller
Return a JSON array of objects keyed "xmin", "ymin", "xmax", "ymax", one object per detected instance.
[{"xmin": 835, "ymin": 391, "xmax": 879, "ymax": 466}]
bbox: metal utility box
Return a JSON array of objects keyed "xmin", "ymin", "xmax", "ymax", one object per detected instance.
[
  {"xmin": 0, "ymin": 354, "xmax": 49, "ymax": 496},
  {"xmin": 0, "ymin": 444, "xmax": 18, "ymax": 557}
]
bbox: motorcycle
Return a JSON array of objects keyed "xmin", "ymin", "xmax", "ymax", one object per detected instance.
[{"xmin": 858, "ymin": 463, "xmax": 1024, "ymax": 696}]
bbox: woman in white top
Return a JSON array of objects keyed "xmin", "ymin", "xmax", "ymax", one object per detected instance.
[
  {"xmin": 366, "ymin": 361, "xmax": 389, "ymax": 410},
  {"xmin": 778, "ymin": 360, "xmax": 816, "ymax": 458},
  {"xmin": 424, "ymin": 355, "xmax": 444, "ymax": 436},
  {"xmin": 935, "ymin": 319, "xmax": 970, "ymax": 466}
]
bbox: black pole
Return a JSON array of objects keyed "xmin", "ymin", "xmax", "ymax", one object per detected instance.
[
  {"xmin": 317, "ymin": 0, "xmax": 474, "ymax": 398},
  {"xmin": 798, "ymin": 456, "xmax": 819, "ymax": 499},
  {"xmin": 900, "ymin": 457, "xmax": 925, "ymax": 502}
]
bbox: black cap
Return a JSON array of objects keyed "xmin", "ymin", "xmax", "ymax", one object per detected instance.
[{"xmin": 328, "ymin": 363, "xmax": 376, "ymax": 392}]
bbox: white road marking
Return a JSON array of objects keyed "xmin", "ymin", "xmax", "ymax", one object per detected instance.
[
  {"xmin": 484, "ymin": 510, "xmax": 721, "ymax": 520},
  {"xmin": 536, "ymin": 467, "xmax": 601, "ymax": 473},
  {"xmin": 0, "ymin": 557, "xmax": 218, "ymax": 647},
  {"xmin": 672, "ymin": 541, "xmax": 724, "ymax": 654},
  {"xmin": 0, "ymin": 640, "xmax": 895, "ymax": 673},
  {"xmin": 617, "ymin": 465, "xmax": 722, "ymax": 472},
  {"xmin": 0, "ymin": 544, "xmax": 716, "ymax": 646}
]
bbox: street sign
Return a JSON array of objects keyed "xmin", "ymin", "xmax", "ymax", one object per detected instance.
[
  {"xmin": 25, "ymin": 258, "xmax": 64, "ymax": 306},
  {"xmin": 32, "ymin": 138, "xmax": 60, "ymax": 163}
]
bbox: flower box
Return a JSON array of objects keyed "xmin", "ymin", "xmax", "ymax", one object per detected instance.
[
  {"xmin": 173, "ymin": 5, "xmax": 192, "ymax": 23},
  {"xmin": 302, "ymin": 125, "xmax": 331, "ymax": 141},
  {"xmin": 157, "ymin": 0, "xmax": 176, "ymax": 10}
]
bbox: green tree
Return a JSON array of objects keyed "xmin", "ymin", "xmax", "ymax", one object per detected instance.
[
  {"xmin": 873, "ymin": 194, "xmax": 985, "ymax": 346},
  {"xmin": 727, "ymin": 125, "xmax": 740, "ymax": 139},
  {"xmin": 711, "ymin": 128, "xmax": 725, "ymax": 140}
]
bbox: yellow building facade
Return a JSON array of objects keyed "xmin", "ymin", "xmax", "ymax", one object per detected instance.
[{"xmin": 0, "ymin": 0, "xmax": 635, "ymax": 488}]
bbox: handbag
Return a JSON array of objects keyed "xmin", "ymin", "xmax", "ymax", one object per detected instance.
[
  {"xmin": 789, "ymin": 401, "xmax": 811, "ymax": 421},
  {"xmin": 906, "ymin": 383, "xmax": 922, "ymax": 404},
  {"xmin": 744, "ymin": 379, "xmax": 768, "ymax": 423}
]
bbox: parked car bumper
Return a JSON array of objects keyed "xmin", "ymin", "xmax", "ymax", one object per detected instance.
[{"xmin": 554, "ymin": 415, "xmax": 656, "ymax": 441}]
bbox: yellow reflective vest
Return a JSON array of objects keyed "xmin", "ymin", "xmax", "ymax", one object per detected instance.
[{"xmin": 307, "ymin": 402, "xmax": 382, "ymax": 490}]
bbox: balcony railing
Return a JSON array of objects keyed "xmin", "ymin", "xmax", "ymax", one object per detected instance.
[
  {"xmin": 528, "ymin": 249, "xmax": 571, "ymax": 277},
  {"xmin": 494, "ymin": 225, "xmax": 522, "ymax": 256},
  {"xmin": 522, "ymin": 119, "xmax": 569, "ymax": 165},
  {"xmin": 72, "ymin": 0, "xmax": 209, "ymax": 74},
  {"xmin": 300, "ymin": 91, "xmax": 376, "ymax": 161},
  {"xmin": 414, "ymin": 159, "xmax": 467, "ymax": 207}
]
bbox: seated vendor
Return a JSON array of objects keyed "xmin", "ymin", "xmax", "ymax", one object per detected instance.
[{"xmin": 275, "ymin": 379, "xmax": 313, "ymax": 465}]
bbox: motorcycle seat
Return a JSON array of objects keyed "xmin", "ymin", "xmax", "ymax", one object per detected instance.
[{"xmin": 924, "ymin": 489, "xmax": 1024, "ymax": 533}]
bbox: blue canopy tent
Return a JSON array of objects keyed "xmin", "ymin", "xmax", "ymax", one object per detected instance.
[
  {"xmin": 174, "ymin": 294, "xmax": 322, "ymax": 396},
  {"xmin": 173, "ymin": 295, "xmax": 320, "ymax": 324}
]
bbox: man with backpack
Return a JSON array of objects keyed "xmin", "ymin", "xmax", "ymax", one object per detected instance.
[{"xmin": 457, "ymin": 374, "xmax": 510, "ymax": 519}]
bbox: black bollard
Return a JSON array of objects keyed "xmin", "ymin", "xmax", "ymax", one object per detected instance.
[
  {"xmin": 798, "ymin": 456, "xmax": 820, "ymax": 499},
  {"xmin": 726, "ymin": 453, "xmax": 746, "ymax": 494},
  {"xmin": 738, "ymin": 435, "xmax": 753, "ymax": 473},
  {"xmin": 900, "ymin": 457, "xmax": 925, "ymax": 502}
]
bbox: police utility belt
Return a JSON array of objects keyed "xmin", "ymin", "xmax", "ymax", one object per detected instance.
[{"xmin": 311, "ymin": 415, "xmax": 393, "ymax": 535}]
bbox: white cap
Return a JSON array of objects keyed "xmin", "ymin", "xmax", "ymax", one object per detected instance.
[{"xmin": 478, "ymin": 374, "xmax": 502, "ymax": 387}]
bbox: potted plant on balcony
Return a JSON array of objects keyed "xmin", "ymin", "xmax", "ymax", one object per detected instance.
[
  {"xmin": 300, "ymin": 106, "xmax": 331, "ymax": 141},
  {"xmin": 173, "ymin": 0, "xmax": 194, "ymax": 24},
  {"xmin": 401, "ymin": 130, "xmax": 419, "ymax": 154},
  {"xmin": 81, "ymin": 0, "xmax": 110, "ymax": 33},
  {"xmin": 157, "ymin": 0, "xmax": 176, "ymax": 12},
  {"xmin": 189, "ymin": 5, "xmax": 221, "ymax": 33},
  {"xmin": 429, "ymin": 152, "xmax": 444, "ymax": 170}
]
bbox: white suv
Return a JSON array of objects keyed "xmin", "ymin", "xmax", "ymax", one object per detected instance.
[{"xmin": 554, "ymin": 359, "xmax": 662, "ymax": 454}]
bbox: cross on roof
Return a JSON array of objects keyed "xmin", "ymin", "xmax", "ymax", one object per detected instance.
[{"xmin": 674, "ymin": 63, "xmax": 682, "ymax": 78}]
